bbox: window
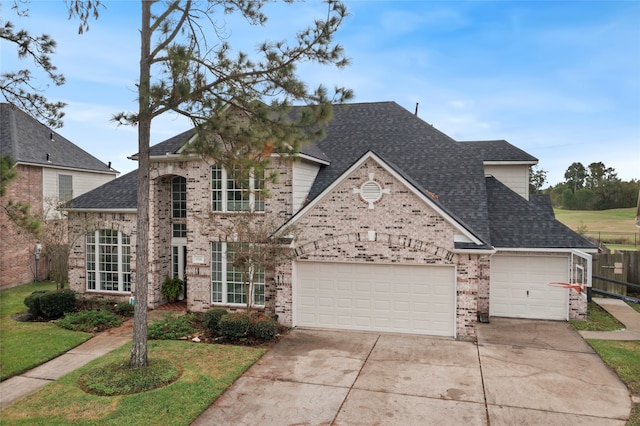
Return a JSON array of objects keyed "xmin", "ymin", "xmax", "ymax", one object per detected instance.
[
  {"xmin": 211, "ymin": 242, "xmax": 265, "ymax": 305},
  {"xmin": 211, "ymin": 166, "xmax": 264, "ymax": 212},
  {"xmin": 59, "ymin": 174, "xmax": 73, "ymax": 202},
  {"xmin": 172, "ymin": 176, "xmax": 187, "ymax": 238},
  {"xmin": 86, "ymin": 230, "xmax": 131, "ymax": 292}
]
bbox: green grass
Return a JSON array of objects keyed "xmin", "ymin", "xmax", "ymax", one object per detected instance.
[
  {"xmin": 554, "ymin": 207, "xmax": 639, "ymax": 250},
  {"xmin": 569, "ymin": 302, "xmax": 625, "ymax": 331},
  {"xmin": 554, "ymin": 207, "xmax": 637, "ymax": 232},
  {"xmin": 0, "ymin": 341, "xmax": 266, "ymax": 425},
  {"xmin": 0, "ymin": 282, "xmax": 92, "ymax": 381}
]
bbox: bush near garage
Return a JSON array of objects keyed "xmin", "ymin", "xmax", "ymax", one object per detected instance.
[{"xmin": 250, "ymin": 315, "xmax": 279, "ymax": 340}]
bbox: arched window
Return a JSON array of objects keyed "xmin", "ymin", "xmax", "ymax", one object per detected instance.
[{"xmin": 86, "ymin": 230, "xmax": 131, "ymax": 292}]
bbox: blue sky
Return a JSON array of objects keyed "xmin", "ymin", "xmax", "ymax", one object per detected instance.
[{"xmin": 2, "ymin": 0, "xmax": 639, "ymax": 186}]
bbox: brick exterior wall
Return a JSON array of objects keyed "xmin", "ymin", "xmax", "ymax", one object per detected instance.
[
  {"xmin": 67, "ymin": 155, "xmax": 586, "ymax": 337},
  {"xmin": 0, "ymin": 164, "xmax": 45, "ymax": 288},
  {"xmin": 281, "ymin": 158, "xmax": 489, "ymax": 338}
]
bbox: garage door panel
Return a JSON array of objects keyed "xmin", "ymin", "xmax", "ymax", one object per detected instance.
[
  {"xmin": 490, "ymin": 256, "xmax": 568, "ymax": 320},
  {"xmin": 296, "ymin": 262, "xmax": 455, "ymax": 336}
]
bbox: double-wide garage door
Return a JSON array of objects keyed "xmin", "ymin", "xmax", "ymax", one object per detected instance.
[
  {"xmin": 296, "ymin": 262, "xmax": 456, "ymax": 336},
  {"xmin": 490, "ymin": 255, "xmax": 569, "ymax": 320}
]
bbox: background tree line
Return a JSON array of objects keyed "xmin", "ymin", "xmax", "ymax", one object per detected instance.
[{"xmin": 530, "ymin": 162, "xmax": 638, "ymax": 210}]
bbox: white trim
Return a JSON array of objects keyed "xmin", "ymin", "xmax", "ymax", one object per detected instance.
[
  {"xmin": 278, "ymin": 151, "xmax": 484, "ymax": 245},
  {"xmin": 494, "ymin": 247, "xmax": 598, "ymax": 254},
  {"xmin": 15, "ymin": 161, "xmax": 117, "ymax": 175},
  {"xmin": 297, "ymin": 153, "xmax": 330, "ymax": 166},
  {"xmin": 64, "ymin": 208, "xmax": 137, "ymax": 213},
  {"xmin": 453, "ymin": 248, "xmax": 496, "ymax": 255},
  {"xmin": 483, "ymin": 160, "xmax": 537, "ymax": 166}
]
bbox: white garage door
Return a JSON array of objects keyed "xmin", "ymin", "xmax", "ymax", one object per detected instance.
[
  {"xmin": 490, "ymin": 255, "xmax": 569, "ymax": 320},
  {"xmin": 296, "ymin": 262, "xmax": 456, "ymax": 336}
]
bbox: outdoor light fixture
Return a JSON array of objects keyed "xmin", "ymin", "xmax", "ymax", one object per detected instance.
[{"xmin": 34, "ymin": 243, "xmax": 42, "ymax": 282}]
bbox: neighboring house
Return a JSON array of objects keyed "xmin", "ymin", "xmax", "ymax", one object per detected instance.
[
  {"xmin": 0, "ymin": 103, "xmax": 117, "ymax": 288},
  {"xmin": 65, "ymin": 102, "xmax": 596, "ymax": 339}
]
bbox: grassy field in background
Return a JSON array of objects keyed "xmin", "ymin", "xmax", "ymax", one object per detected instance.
[
  {"xmin": 554, "ymin": 207, "xmax": 636, "ymax": 232},
  {"xmin": 554, "ymin": 207, "xmax": 638, "ymax": 250}
]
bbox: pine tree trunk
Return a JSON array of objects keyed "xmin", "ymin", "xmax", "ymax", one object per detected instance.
[{"xmin": 130, "ymin": 0, "xmax": 152, "ymax": 369}]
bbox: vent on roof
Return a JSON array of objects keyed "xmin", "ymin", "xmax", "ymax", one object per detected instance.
[{"xmin": 360, "ymin": 180, "xmax": 382, "ymax": 208}]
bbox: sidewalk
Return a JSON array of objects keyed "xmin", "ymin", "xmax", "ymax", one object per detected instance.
[
  {"xmin": 578, "ymin": 297, "xmax": 640, "ymax": 341},
  {"xmin": 0, "ymin": 309, "xmax": 176, "ymax": 409}
]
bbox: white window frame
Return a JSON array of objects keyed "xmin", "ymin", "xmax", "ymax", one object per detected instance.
[
  {"xmin": 171, "ymin": 176, "xmax": 187, "ymax": 242},
  {"xmin": 211, "ymin": 166, "xmax": 264, "ymax": 212},
  {"xmin": 211, "ymin": 241, "xmax": 265, "ymax": 306},
  {"xmin": 86, "ymin": 229, "xmax": 131, "ymax": 293}
]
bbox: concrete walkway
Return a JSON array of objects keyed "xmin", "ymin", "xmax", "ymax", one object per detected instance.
[
  {"xmin": 579, "ymin": 298, "xmax": 640, "ymax": 340},
  {"xmin": 0, "ymin": 309, "xmax": 172, "ymax": 409}
]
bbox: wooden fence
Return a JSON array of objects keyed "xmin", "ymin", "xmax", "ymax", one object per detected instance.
[{"xmin": 592, "ymin": 251, "xmax": 640, "ymax": 296}]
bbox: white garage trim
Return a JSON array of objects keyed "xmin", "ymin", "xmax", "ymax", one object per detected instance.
[
  {"xmin": 294, "ymin": 261, "xmax": 456, "ymax": 337},
  {"xmin": 490, "ymin": 255, "xmax": 569, "ymax": 320}
]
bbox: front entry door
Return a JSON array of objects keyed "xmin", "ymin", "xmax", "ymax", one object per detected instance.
[{"xmin": 172, "ymin": 245, "xmax": 187, "ymax": 300}]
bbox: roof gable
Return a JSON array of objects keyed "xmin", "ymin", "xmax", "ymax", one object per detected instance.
[
  {"xmin": 0, "ymin": 103, "xmax": 115, "ymax": 173},
  {"xmin": 278, "ymin": 150, "xmax": 486, "ymax": 246},
  {"xmin": 306, "ymin": 102, "xmax": 492, "ymax": 244}
]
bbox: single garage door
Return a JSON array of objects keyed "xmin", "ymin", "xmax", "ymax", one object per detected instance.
[
  {"xmin": 296, "ymin": 262, "xmax": 456, "ymax": 336},
  {"xmin": 490, "ymin": 255, "xmax": 569, "ymax": 320}
]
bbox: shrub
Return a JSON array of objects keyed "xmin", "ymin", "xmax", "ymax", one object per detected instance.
[
  {"xmin": 115, "ymin": 302, "xmax": 134, "ymax": 316},
  {"xmin": 24, "ymin": 290, "xmax": 49, "ymax": 316},
  {"xmin": 39, "ymin": 289, "xmax": 76, "ymax": 319},
  {"xmin": 148, "ymin": 313, "xmax": 198, "ymax": 340},
  {"xmin": 203, "ymin": 308, "xmax": 228, "ymax": 333},
  {"xmin": 250, "ymin": 316, "xmax": 279, "ymax": 340},
  {"xmin": 218, "ymin": 312, "xmax": 250, "ymax": 340},
  {"xmin": 57, "ymin": 309, "xmax": 122, "ymax": 332}
]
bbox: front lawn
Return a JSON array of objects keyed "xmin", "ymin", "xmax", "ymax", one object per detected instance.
[
  {"xmin": 0, "ymin": 340, "xmax": 265, "ymax": 425},
  {"xmin": 0, "ymin": 282, "xmax": 92, "ymax": 381}
]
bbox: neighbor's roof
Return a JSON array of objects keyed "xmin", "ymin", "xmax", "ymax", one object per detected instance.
[{"xmin": 0, "ymin": 103, "xmax": 115, "ymax": 173}]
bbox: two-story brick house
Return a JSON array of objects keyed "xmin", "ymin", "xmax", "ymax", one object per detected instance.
[
  {"xmin": 0, "ymin": 103, "xmax": 117, "ymax": 288},
  {"xmin": 65, "ymin": 102, "xmax": 595, "ymax": 339}
]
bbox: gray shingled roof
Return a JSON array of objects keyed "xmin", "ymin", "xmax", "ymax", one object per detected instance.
[
  {"xmin": 65, "ymin": 169, "xmax": 138, "ymax": 210},
  {"xmin": 64, "ymin": 101, "xmax": 591, "ymax": 251},
  {"xmin": 307, "ymin": 102, "xmax": 492, "ymax": 244},
  {"xmin": 0, "ymin": 103, "xmax": 115, "ymax": 173},
  {"xmin": 136, "ymin": 127, "xmax": 330, "ymax": 162},
  {"xmin": 486, "ymin": 177, "xmax": 594, "ymax": 248},
  {"xmin": 460, "ymin": 139, "xmax": 538, "ymax": 163}
]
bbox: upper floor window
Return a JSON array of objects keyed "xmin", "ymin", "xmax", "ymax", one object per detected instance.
[
  {"xmin": 86, "ymin": 229, "xmax": 131, "ymax": 293},
  {"xmin": 172, "ymin": 176, "xmax": 187, "ymax": 239},
  {"xmin": 212, "ymin": 166, "xmax": 264, "ymax": 212},
  {"xmin": 59, "ymin": 174, "xmax": 73, "ymax": 202}
]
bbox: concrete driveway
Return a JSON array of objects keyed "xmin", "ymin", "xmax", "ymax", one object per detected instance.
[{"xmin": 193, "ymin": 318, "xmax": 632, "ymax": 425}]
